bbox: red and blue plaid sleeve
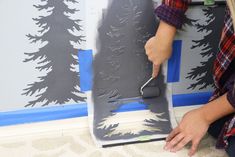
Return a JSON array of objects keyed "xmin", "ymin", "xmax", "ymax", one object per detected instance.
[{"xmin": 155, "ymin": 0, "xmax": 191, "ymax": 29}]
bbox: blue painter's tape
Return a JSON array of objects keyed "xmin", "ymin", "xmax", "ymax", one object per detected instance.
[
  {"xmin": 0, "ymin": 101, "xmax": 148, "ymax": 127},
  {"xmin": 172, "ymin": 92, "xmax": 213, "ymax": 107},
  {"xmin": 0, "ymin": 104, "xmax": 87, "ymax": 127},
  {"xmin": 78, "ymin": 49, "xmax": 93, "ymax": 92},
  {"xmin": 0, "ymin": 92, "xmax": 212, "ymax": 127},
  {"xmin": 113, "ymin": 101, "xmax": 148, "ymax": 113},
  {"xmin": 167, "ymin": 40, "xmax": 182, "ymax": 83}
]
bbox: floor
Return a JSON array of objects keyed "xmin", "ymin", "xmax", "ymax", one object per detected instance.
[{"xmin": 0, "ymin": 106, "xmax": 228, "ymax": 157}]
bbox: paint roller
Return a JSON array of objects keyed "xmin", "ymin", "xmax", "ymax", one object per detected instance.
[{"xmin": 140, "ymin": 65, "xmax": 161, "ymax": 99}]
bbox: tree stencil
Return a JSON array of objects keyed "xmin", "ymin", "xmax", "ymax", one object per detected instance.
[
  {"xmin": 186, "ymin": 7, "xmax": 225, "ymax": 90},
  {"xmin": 23, "ymin": 0, "xmax": 85, "ymax": 107},
  {"xmin": 92, "ymin": 0, "xmax": 172, "ymax": 140}
]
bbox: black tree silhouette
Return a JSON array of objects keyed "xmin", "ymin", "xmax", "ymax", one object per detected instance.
[
  {"xmin": 186, "ymin": 7, "xmax": 225, "ymax": 90},
  {"xmin": 23, "ymin": 0, "xmax": 85, "ymax": 107}
]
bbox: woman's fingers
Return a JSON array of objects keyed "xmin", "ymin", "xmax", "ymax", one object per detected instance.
[
  {"xmin": 171, "ymin": 137, "xmax": 191, "ymax": 152},
  {"xmin": 152, "ymin": 64, "xmax": 160, "ymax": 78},
  {"xmin": 166, "ymin": 127, "xmax": 180, "ymax": 142},
  {"xmin": 164, "ymin": 133, "xmax": 185, "ymax": 151},
  {"xmin": 165, "ymin": 135, "xmax": 199, "ymax": 155},
  {"xmin": 189, "ymin": 139, "xmax": 200, "ymax": 157}
]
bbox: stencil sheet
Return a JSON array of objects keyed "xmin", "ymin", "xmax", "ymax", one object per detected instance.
[{"xmin": 86, "ymin": 0, "xmax": 176, "ymax": 147}]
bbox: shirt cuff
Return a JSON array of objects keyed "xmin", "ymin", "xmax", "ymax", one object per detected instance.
[
  {"xmin": 154, "ymin": 4, "xmax": 186, "ymax": 29},
  {"xmin": 225, "ymin": 74, "xmax": 235, "ymax": 108}
]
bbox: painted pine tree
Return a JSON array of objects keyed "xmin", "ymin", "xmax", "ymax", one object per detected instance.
[
  {"xmin": 23, "ymin": 0, "xmax": 85, "ymax": 107},
  {"xmin": 186, "ymin": 7, "xmax": 225, "ymax": 90}
]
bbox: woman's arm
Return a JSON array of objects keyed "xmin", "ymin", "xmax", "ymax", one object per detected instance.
[
  {"xmin": 145, "ymin": 0, "xmax": 191, "ymax": 77},
  {"xmin": 201, "ymin": 93, "xmax": 235, "ymax": 124}
]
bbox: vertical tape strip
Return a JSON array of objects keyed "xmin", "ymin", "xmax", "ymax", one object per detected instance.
[
  {"xmin": 78, "ymin": 49, "xmax": 93, "ymax": 92},
  {"xmin": 167, "ymin": 40, "xmax": 182, "ymax": 83}
]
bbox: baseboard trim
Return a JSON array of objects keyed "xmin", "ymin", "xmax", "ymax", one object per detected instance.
[
  {"xmin": 0, "ymin": 106, "xmax": 201, "ymax": 139},
  {"xmin": 0, "ymin": 117, "xmax": 89, "ymax": 139}
]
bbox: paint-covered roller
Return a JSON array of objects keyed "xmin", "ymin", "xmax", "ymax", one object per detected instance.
[
  {"xmin": 141, "ymin": 86, "xmax": 160, "ymax": 98},
  {"xmin": 140, "ymin": 77, "xmax": 161, "ymax": 99}
]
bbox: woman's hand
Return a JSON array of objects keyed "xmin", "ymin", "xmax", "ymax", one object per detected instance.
[
  {"xmin": 145, "ymin": 21, "xmax": 176, "ymax": 78},
  {"xmin": 145, "ymin": 36, "xmax": 172, "ymax": 77},
  {"xmin": 165, "ymin": 94, "xmax": 235, "ymax": 156},
  {"xmin": 164, "ymin": 108, "xmax": 210, "ymax": 156}
]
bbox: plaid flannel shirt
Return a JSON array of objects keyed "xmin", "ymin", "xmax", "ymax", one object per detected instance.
[{"xmin": 155, "ymin": 0, "xmax": 235, "ymax": 149}]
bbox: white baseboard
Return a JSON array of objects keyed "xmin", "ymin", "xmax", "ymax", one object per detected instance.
[{"xmin": 0, "ymin": 106, "xmax": 201, "ymax": 139}]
